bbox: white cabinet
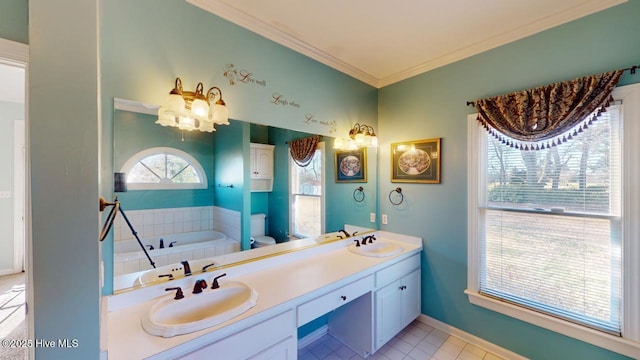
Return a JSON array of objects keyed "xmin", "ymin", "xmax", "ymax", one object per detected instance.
[
  {"xmin": 177, "ymin": 310, "xmax": 295, "ymax": 360},
  {"xmin": 250, "ymin": 143, "xmax": 274, "ymax": 192},
  {"xmin": 374, "ymin": 260, "xmax": 421, "ymax": 350}
]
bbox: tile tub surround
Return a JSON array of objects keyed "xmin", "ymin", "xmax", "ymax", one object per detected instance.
[
  {"xmin": 105, "ymin": 231, "xmax": 422, "ymax": 359},
  {"xmin": 112, "ymin": 206, "xmax": 242, "ymax": 277},
  {"xmin": 113, "ymin": 206, "xmax": 215, "ymax": 242}
]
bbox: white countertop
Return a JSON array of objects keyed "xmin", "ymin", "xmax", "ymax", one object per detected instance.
[{"xmin": 105, "ymin": 231, "xmax": 422, "ymax": 359}]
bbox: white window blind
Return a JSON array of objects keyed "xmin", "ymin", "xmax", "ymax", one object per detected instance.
[{"xmin": 480, "ymin": 106, "xmax": 622, "ymax": 334}]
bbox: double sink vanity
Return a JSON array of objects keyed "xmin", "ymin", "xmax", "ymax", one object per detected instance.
[{"xmin": 104, "ymin": 229, "xmax": 422, "ymax": 359}]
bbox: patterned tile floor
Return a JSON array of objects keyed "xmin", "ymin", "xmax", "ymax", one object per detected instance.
[{"xmin": 298, "ymin": 320, "xmax": 505, "ymax": 360}]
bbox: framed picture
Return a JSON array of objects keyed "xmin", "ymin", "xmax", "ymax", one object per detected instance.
[
  {"xmin": 391, "ymin": 138, "xmax": 441, "ymax": 183},
  {"xmin": 335, "ymin": 148, "xmax": 367, "ymax": 183}
]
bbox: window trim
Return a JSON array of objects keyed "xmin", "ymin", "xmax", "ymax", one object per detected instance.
[
  {"xmin": 466, "ymin": 83, "xmax": 640, "ymax": 357},
  {"xmin": 120, "ymin": 147, "xmax": 208, "ymax": 190}
]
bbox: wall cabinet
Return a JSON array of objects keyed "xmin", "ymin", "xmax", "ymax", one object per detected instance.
[
  {"xmin": 250, "ymin": 143, "xmax": 274, "ymax": 192},
  {"xmin": 374, "ymin": 264, "xmax": 421, "ymax": 350}
]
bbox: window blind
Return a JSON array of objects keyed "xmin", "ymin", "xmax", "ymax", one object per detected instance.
[{"xmin": 480, "ymin": 106, "xmax": 622, "ymax": 334}]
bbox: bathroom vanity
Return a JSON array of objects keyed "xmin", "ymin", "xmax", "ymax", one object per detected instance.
[{"xmin": 104, "ymin": 231, "xmax": 422, "ymax": 359}]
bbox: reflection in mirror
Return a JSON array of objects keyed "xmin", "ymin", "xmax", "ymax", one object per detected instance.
[{"xmin": 111, "ymin": 99, "xmax": 377, "ymax": 292}]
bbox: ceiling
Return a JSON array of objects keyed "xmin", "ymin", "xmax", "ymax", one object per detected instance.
[{"xmin": 187, "ymin": 0, "xmax": 625, "ymax": 88}]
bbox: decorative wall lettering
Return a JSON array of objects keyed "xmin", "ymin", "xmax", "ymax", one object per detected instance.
[
  {"xmin": 304, "ymin": 114, "xmax": 336, "ymax": 134},
  {"xmin": 271, "ymin": 92, "xmax": 300, "ymax": 108},
  {"xmin": 223, "ymin": 64, "xmax": 266, "ymax": 87}
]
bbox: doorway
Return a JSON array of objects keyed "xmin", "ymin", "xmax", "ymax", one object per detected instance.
[{"xmin": 0, "ymin": 38, "xmax": 28, "ymax": 360}]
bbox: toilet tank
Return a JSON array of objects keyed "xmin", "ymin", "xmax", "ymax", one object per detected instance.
[{"xmin": 250, "ymin": 213, "xmax": 267, "ymax": 237}]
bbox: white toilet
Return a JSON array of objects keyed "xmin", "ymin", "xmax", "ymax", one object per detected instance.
[{"xmin": 250, "ymin": 213, "xmax": 276, "ymax": 248}]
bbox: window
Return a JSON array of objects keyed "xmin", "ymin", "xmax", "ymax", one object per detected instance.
[
  {"xmin": 290, "ymin": 142, "xmax": 325, "ymax": 238},
  {"xmin": 120, "ymin": 147, "xmax": 207, "ymax": 190},
  {"xmin": 467, "ymin": 84, "xmax": 640, "ymax": 357}
]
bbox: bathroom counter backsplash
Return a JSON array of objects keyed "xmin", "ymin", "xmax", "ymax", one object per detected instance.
[{"xmin": 104, "ymin": 230, "xmax": 423, "ymax": 360}]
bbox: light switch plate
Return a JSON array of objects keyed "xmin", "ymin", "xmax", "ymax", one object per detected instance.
[
  {"xmin": 382, "ymin": 214, "xmax": 388, "ymax": 225},
  {"xmin": 370, "ymin": 213, "xmax": 375, "ymax": 222}
]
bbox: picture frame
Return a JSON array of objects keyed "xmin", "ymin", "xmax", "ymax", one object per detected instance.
[
  {"xmin": 335, "ymin": 148, "xmax": 367, "ymax": 183},
  {"xmin": 391, "ymin": 138, "xmax": 441, "ymax": 183}
]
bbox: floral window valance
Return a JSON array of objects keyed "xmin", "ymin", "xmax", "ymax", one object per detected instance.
[
  {"xmin": 289, "ymin": 135, "xmax": 320, "ymax": 167},
  {"xmin": 468, "ymin": 67, "xmax": 637, "ymax": 150}
]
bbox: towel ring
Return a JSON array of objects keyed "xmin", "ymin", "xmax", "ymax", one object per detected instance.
[
  {"xmin": 389, "ymin": 187, "xmax": 404, "ymax": 205},
  {"xmin": 353, "ymin": 186, "xmax": 365, "ymax": 203}
]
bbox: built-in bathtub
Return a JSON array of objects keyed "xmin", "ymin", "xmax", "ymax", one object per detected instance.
[{"xmin": 113, "ymin": 230, "xmax": 240, "ymax": 276}]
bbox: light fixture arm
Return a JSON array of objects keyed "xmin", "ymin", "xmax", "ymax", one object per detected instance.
[
  {"xmin": 171, "ymin": 77, "xmax": 183, "ymax": 95},
  {"xmin": 206, "ymin": 86, "xmax": 225, "ymax": 105}
]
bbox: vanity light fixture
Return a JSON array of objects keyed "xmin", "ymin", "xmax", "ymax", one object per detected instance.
[
  {"xmin": 333, "ymin": 123, "xmax": 378, "ymax": 150},
  {"xmin": 156, "ymin": 77, "xmax": 229, "ymax": 133}
]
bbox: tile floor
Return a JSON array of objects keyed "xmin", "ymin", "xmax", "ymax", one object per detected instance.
[
  {"xmin": 0, "ymin": 272, "xmax": 27, "ymax": 360},
  {"xmin": 298, "ymin": 320, "xmax": 504, "ymax": 360}
]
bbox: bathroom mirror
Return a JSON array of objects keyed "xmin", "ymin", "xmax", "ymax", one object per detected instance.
[{"xmin": 110, "ymin": 99, "xmax": 378, "ymax": 291}]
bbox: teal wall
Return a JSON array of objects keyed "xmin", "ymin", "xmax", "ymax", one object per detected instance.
[
  {"xmin": 30, "ymin": 0, "xmax": 101, "ymax": 358},
  {"xmin": 377, "ymin": 1, "xmax": 639, "ymax": 359},
  {"xmin": 0, "ymin": 101, "xmax": 23, "ymax": 272},
  {"xmin": 213, "ymin": 119, "xmax": 245, "ymax": 212},
  {"xmin": 0, "ymin": 0, "xmax": 28, "ymax": 44},
  {"xmin": 113, "ymin": 109, "xmax": 215, "ymax": 210}
]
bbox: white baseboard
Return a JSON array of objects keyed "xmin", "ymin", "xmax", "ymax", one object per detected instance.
[
  {"xmin": 298, "ymin": 325, "xmax": 328, "ymax": 349},
  {"xmin": 0, "ymin": 268, "xmax": 18, "ymax": 276},
  {"xmin": 418, "ymin": 314, "xmax": 528, "ymax": 360}
]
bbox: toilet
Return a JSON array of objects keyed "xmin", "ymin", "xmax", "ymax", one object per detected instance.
[{"xmin": 250, "ymin": 213, "xmax": 276, "ymax": 248}]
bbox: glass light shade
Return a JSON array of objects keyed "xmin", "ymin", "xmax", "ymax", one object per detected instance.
[
  {"xmin": 355, "ymin": 133, "xmax": 365, "ymax": 145},
  {"xmin": 177, "ymin": 116, "xmax": 196, "ymax": 131},
  {"xmin": 190, "ymin": 97, "xmax": 210, "ymax": 122},
  {"xmin": 164, "ymin": 93, "xmax": 186, "ymax": 117},
  {"xmin": 370, "ymin": 136, "xmax": 378, "ymax": 147},
  {"xmin": 333, "ymin": 137, "xmax": 344, "ymax": 149},
  {"xmin": 156, "ymin": 107, "xmax": 177, "ymax": 127},
  {"xmin": 199, "ymin": 120, "xmax": 216, "ymax": 133},
  {"xmin": 345, "ymin": 139, "xmax": 358, "ymax": 150},
  {"xmin": 209, "ymin": 103, "xmax": 229, "ymax": 125}
]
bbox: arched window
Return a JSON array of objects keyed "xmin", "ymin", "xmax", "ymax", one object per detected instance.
[{"xmin": 120, "ymin": 147, "xmax": 207, "ymax": 190}]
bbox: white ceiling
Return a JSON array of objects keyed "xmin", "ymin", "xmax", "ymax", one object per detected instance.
[{"xmin": 187, "ymin": 0, "xmax": 625, "ymax": 88}]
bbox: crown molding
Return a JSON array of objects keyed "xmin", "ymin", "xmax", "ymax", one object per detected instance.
[
  {"xmin": 0, "ymin": 38, "xmax": 28, "ymax": 64},
  {"xmin": 186, "ymin": 0, "xmax": 380, "ymax": 87},
  {"xmin": 187, "ymin": 0, "xmax": 626, "ymax": 89},
  {"xmin": 378, "ymin": 0, "xmax": 627, "ymax": 87}
]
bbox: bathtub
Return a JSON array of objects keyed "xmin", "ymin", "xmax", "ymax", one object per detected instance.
[{"xmin": 113, "ymin": 230, "xmax": 239, "ymax": 277}]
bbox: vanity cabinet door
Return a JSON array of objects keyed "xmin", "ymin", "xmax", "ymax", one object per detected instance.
[
  {"xmin": 374, "ymin": 269, "xmax": 421, "ymax": 350},
  {"xmin": 248, "ymin": 336, "xmax": 296, "ymax": 360},
  {"xmin": 375, "ymin": 278, "xmax": 404, "ymax": 349}
]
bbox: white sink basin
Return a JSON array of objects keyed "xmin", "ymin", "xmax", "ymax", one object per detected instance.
[
  {"xmin": 348, "ymin": 241, "xmax": 404, "ymax": 258},
  {"xmin": 141, "ymin": 281, "xmax": 258, "ymax": 337},
  {"xmin": 134, "ymin": 259, "xmax": 219, "ymax": 286}
]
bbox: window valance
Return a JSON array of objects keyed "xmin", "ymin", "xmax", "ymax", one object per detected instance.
[
  {"xmin": 468, "ymin": 67, "xmax": 637, "ymax": 150},
  {"xmin": 289, "ymin": 135, "xmax": 320, "ymax": 167}
]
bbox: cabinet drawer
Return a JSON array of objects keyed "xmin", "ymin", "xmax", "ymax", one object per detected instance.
[
  {"xmin": 297, "ymin": 275, "xmax": 373, "ymax": 326},
  {"xmin": 375, "ymin": 254, "xmax": 420, "ymax": 288}
]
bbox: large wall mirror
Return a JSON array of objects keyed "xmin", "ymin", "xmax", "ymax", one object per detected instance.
[{"xmin": 110, "ymin": 99, "xmax": 378, "ymax": 291}]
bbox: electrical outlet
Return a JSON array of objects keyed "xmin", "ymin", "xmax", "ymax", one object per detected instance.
[
  {"xmin": 370, "ymin": 213, "xmax": 376, "ymax": 222},
  {"xmin": 382, "ymin": 214, "xmax": 388, "ymax": 225}
]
